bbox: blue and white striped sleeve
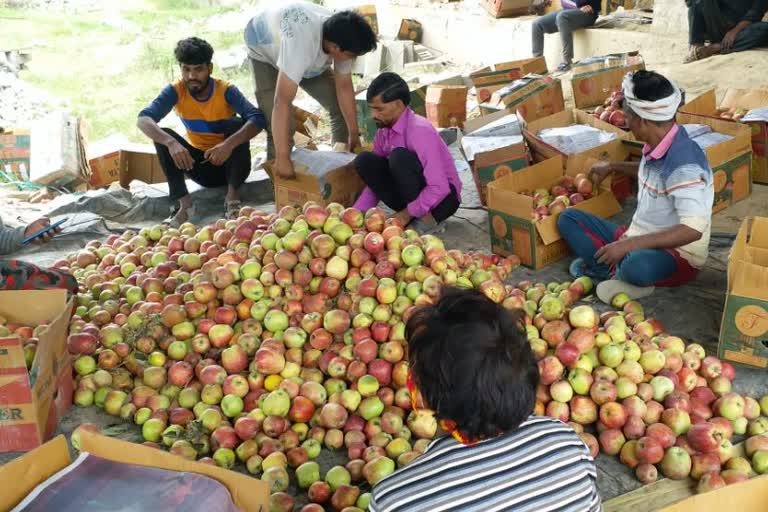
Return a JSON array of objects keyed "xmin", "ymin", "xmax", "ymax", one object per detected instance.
[
  {"xmin": 0, "ymin": 217, "xmax": 24, "ymax": 255},
  {"xmin": 668, "ymin": 164, "xmax": 714, "ymax": 230}
]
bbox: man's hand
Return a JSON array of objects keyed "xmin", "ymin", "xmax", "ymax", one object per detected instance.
[
  {"xmin": 588, "ymin": 161, "xmax": 613, "ymax": 187},
  {"xmin": 274, "ymin": 156, "xmax": 296, "ymax": 180},
  {"xmin": 391, "ymin": 209, "xmax": 412, "ymax": 228},
  {"xmin": 595, "ymin": 239, "xmax": 633, "ymax": 267},
  {"xmin": 347, "ymin": 132, "xmax": 362, "ymax": 154},
  {"xmin": 24, "ymin": 218, "xmax": 58, "ymax": 245},
  {"xmin": 721, "ymin": 22, "xmax": 749, "ymax": 52},
  {"xmin": 167, "ymin": 139, "xmax": 195, "ymax": 171},
  {"xmin": 204, "ymin": 141, "xmax": 234, "ymax": 167},
  {"xmin": 580, "ymin": 5, "xmax": 594, "ymax": 14}
]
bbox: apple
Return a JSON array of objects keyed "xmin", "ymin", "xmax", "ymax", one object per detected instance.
[{"xmin": 660, "ymin": 447, "xmax": 692, "ymax": 480}]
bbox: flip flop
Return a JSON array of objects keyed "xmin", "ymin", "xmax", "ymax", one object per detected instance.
[{"xmin": 225, "ymin": 200, "xmax": 242, "ymax": 220}]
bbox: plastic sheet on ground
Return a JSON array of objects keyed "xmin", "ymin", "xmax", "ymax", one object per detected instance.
[{"xmin": 12, "ymin": 452, "xmax": 242, "ymax": 512}]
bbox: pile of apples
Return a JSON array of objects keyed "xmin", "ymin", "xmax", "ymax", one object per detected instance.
[
  {"xmin": 0, "ymin": 319, "xmax": 44, "ymax": 370},
  {"xmin": 60, "ymin": 202, "xmax": 521, "ymax": 512},
  {"xmin": 527, "ymin": 285, "xmax": 768, "ymax": 495},
  {"xmin": 593, "ymin": 90, "xmax": 627, "ymax": 128},
  {"xmin": 521, "ymin": 173, "xmax": 595, "ymax": 221}
]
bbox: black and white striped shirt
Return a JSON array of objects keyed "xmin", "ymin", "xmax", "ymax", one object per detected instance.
[{"xmin": 369, "ymin": 416, "xmax": 601, "ymax": 512}]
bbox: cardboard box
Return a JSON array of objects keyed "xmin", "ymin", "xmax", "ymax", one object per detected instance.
[
  {"xmin": 356, "ymin": 76, "xmax": 465, "ymax": 142},
  {"xmin": 0, "ymin": 128, "xmax": 31, "ymax": 183},
  {"xmin": 487, "ymin": 156, "xmax": 622, "ymax": 269},
  {"xmin": 30, "ymin": 112, "xmax": 91, "ymax": 188},
  {"xmin": 481, "ymin": 0, "xmax": 530, "ymax": 18},
  {"xmin": 87, "ymin": 143, "xmax": 164, "ymax": 189},
  {"xmin": 0, "ymin": 433, "xmax": 269, "ymax": 511},
  {"xmin": 488, "ymin": 76, "xmax": 566, "ymax": 124},
  {"xmin": 718, "ymin": 216, "xmax": 768, "ymax": 369},
  {"xmin": 398, "ymin": 19, "xmax": 423, "ymax": 43},
  {"xmin": 661, "ymin": 474, "xmax": 768, "ymax": 512},
  {"xmin": 357, "ymin": 4, "xmax": 378, "ymax": 35},
  {"xmin": 426, "ymin": 85, "xmax": 468, "ymax": 129},
  {"xmin": 681, "ymin": 88, "xmax": 768, "ymax": 184},
  {"xmin": 523, "ymin": 109, "xmax": 632, "ymax": 174},
  {"xmin": 571, "ymin": 52, "xmax": 645, "ymax": 109},
  {"xmin": 470, "ymin": 57, "xmax": 548, "ymax": 103},
  {"xmin": 265, "ymin": 149, "xmax": 364, "ymax": 210},
  {"xmin": 0, "ymin": 289, "xmax": 74, "ymax": 453}
]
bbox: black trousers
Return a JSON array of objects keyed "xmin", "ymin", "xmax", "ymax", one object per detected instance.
[
  {"xmin": 154, "ymin": 128, "xmax": 251, "ymax": 201},
  {"xmin": 354, "ymin": 148, "xmax": 460, "ymax": 222}
]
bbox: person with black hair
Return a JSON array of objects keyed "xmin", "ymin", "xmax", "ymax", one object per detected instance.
[
  {"xmin": 531, "ymin": 0, "xmax": 602, "ymax": 72},
  {"xmin": 352, "ymin": 72, "xmax": 461, "ymax": 234},
  {"xmin": 245, "ymin": 3, "xmax": 378, "ymax": 179},
  {"xmin": 368, "ymin": 288, "xmax": 600, "ymax": 512},
  {"xmin": 685, "ymin": 0, "xmax": 768, "ymax": 63},
  {"xmin": 138, "ymin": 37, "xmax": 266, "ymax": 226},
  {"xmin": 558, "ymin": 70, "xmax": 714, "ymax": 304}
]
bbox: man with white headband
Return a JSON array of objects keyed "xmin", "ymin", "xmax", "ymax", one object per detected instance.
[{"xmin": 558, "ymin": 70, "xmax": 714, "ymax": 304}]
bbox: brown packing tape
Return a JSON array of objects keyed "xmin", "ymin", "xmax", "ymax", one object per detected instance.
[
  {"xmin": 78, "ymin": 432, "xmax": 269, "ymax": 511},
  {"xmin": 0, "ymin": 435, "xmax": 72, "ymax": 511}
]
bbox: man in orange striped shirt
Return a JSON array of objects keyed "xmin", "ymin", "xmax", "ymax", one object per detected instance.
[{"xmin": 138, "ymin": 37, "xmax": 266, "ymax": 226}]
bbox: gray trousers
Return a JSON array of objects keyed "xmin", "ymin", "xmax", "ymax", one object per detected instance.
[
  {"xmin": 249, "ymin": 58, "xmax": 348, "ymax": 159},
  {"xmin": 532, "ymin": 9, "xmax": 597, "ymax": 64}
]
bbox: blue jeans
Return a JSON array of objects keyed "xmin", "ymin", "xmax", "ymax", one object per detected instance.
[
  {"xmin": 557, "ymin": 209, "xmax": 686, "ymax": 287},
  {"xmin": 532, "ymin": 9, "xmax": 597, "ymax": 64}
]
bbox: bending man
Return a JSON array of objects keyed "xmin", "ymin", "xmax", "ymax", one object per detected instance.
[{"xmin": 558, "ymin": 70, "xmax": 714, "ymax": 303}]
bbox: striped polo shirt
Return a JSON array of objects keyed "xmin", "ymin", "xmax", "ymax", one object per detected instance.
[
  {"xmin": 369, "ymin": 416, "xmax": 600, "ymax": 512},
  {"xmin": 139, "ymin": 78, "xmax": 266, "ymax": 151},
  {"xmin": 624, "ymin": 124, "xmax": 714, "ymax": 268}
]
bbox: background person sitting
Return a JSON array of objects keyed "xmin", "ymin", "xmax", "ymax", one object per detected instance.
[
  {"xmin": 531, "ymin": 0, "xmax": 602, "ymax": 72},
  {"xmin": 368, "ymin": 288, "xmax": 600, "ymax": 512},
  {"xmin": 685, "ymin": 0, "xmax": 768, "ymax": 62}
]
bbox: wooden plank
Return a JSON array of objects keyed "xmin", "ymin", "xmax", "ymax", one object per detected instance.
[{"xmin": 604, "ymin": 441, "xmax": 748, "ymax": 512}]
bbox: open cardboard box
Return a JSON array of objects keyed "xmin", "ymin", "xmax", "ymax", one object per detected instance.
[
  {"xmin": 264, "ymin": 150, "xmax": 365, "ymax": 210},
  {"xmin": 0, "ymin": 289, "xmax": 74, "ymax": 453},
  {"xmin": 522, "ymin": 109, "xmax": 632, "ymax": 175},
  {"xmin": 469, "ymin": 57, "xmax": 548, "ymax": 104},
  {"xmin": 718, "ymin": 216, "xmax": 768, "ymax": 369},
  {"xmin": 0, "ymin": 432, "xmax": 269, "ymax": 511},
  {"xmin": 681, "ymin": 88, "xmax": 768, "ymax": 183},
  {"xmin": 660, "ymin": 474, "xmax": 768, "ymax": 512},
  {"xmin": 570, "ymin": 52, "xmax": 645, "ymax": 110},
  {"xmin": 486, "ymin": 156, "xmax": 621, "ymax": 269}
]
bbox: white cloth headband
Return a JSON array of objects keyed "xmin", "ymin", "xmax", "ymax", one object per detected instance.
[{"xmin": 621, "ymin": 72, "xmax": 682, "ymax": 122}]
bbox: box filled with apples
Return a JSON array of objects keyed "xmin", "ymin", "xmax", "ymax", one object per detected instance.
[
  {"xmin": 487, "ymin": 156, "xmax": 621, "ymax": 269},
  {"xmin": 682, "ymin": 88, "xmax": 768, "ymax": 184},
  {"xmin": 0, "ymin": 289, "xmax": 74, "ymax": 453},
  {"xmin": 590, "ymin": 90, "xmax": 627, "ymax": 129}
]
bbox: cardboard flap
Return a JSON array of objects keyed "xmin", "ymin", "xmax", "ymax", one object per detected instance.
[
  {"xmin": 749, "ymin": 217, "xmax": 768, "ymax": 249},
  {"xmin": 486, "ymin": 178, "xmax": 534, "ymax": 220},
  {"xmin": 535, "ymin": 214, "xmax": 561, "ymax": 245},
  {"xmin": 0, "ymin": 435, "xmax": 71, "ymax": 511},
  {"xmin": 682, "ymin": 89, "xmax": 717, "ymax": 116},
  {"xmin": 720, "ymin": 88, "xmax": 768, "ymax": 110},
  {"xmin": 78, "ymin": 432, "xmax": 269, "ymax": 511},
  {"xmin": 0, "ymin": 289, "xmax": 69, "ymax": 324},
  {"xmin": 661, "ymin": 473, "xmax": 768, "ymax": 512}
]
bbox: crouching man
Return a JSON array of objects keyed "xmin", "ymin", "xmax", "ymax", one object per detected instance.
[
  {"xmin": 558, "ymin": 70, "xmax": 714, "ymax": 303},
  {"xmin": 353, "ymin": 72, "xmax": 462, "ymax": 234},
  {"xmin": 138, "ymin": 37, "xmax": 266, "ymax": 226}
]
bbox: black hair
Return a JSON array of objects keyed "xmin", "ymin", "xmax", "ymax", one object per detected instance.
[
  {"xmin": 622, "ymin": 70, "xmax": 678, "ymax": 124},
  {"xmin": 174, "ymin": 37, "xmax": 214, "ymax": 66},
  {"xmin": 406, "ymin": 288, "xmax": 538, "ymax": 439},
  {"xmin": 322, "ymin": 10, "xmax": 378, "ymax": 56},
  {"xmin": 366, "ymin": 72, "xmax": 410, "ymax": 105}
]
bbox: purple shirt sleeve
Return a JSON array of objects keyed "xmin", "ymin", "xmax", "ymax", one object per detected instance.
[
  {"xmin": 406, "ymin": 126, "xmax": 454, "ymax": 218},
  {"xmin": 353, "ymin": 131, "xmax": 388, "ymax": 211}
]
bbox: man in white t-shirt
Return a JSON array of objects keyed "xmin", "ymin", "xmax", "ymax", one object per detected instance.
[{"xmin": 245, "ymin": 3, "xmax": 378, "ymax": 179}]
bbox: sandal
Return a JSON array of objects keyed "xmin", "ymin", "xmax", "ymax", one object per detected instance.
[
  {"xmin": 164, "ymin": 204, "xmax": 196, "ymax": 228},
  {"xmin": 225, "ymin": 200, "xmax": 242, "ymax": 220},
  {"xmin": 683, "ymin": 46, "xmax": 702, "ymax": 64}
]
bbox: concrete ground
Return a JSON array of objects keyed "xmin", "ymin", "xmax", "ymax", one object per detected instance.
[{"xmin": 3, "ymin": 166, "xmax": 768, "ymax": 507}]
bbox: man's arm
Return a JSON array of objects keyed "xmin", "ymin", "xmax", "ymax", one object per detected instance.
[
  {"xmin": 0, "ymin": 217, "xmax": 25, "ymax": 255},
  {"xmin": 589, "ymin": 161, "xmax": 640, "ymax": 186},
  {"xmin": 137, "ymin": 86, "xmax": 195, "ymax": 171},
  {"xmin": 404, "ymin": 127, "xmax": 455, "ymax": 221},
  {"xmin": 596, "ymin": 224, "xmax": 702, "ymax": 266},
  {"xmin": 334, "ymin": 73, "xmax": 361, "ymax": 152},
  {"xmin": 272, "ymin": 72, "xmax": 300, "ymax": 179}
]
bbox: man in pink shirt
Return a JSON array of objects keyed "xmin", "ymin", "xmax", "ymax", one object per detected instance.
[{"xmin": 353, "ymin": 72, "xmax": 462, "ymax": 233}]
